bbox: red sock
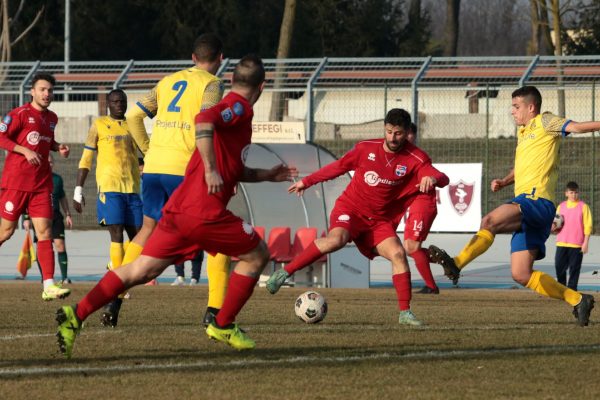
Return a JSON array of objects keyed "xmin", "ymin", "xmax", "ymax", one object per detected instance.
[
  {"xmin": 76, "ymin": 271, "xmax": 125, "ymax": 321},
  {"xmin": 284, "ymin": 241, "xmax": 324, "ymax": 275},
  {"xmin": 215, "ymin": 272, "xmax": 258, "ymax": 327},
  {"xmin": 37, "ymin": 239, "xmax": 55, "ymax": 281},
  {"xmin": 410, "ymin": 249, "xmax": 438, "ymax": 290},
  {"xmin": 392, "ymin": 272, "xmax": 412, "ymax": 311}
]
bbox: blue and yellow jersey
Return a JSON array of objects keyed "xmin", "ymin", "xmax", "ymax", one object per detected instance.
[
  {"xmin": 127, "ymin": 67, "xmax": 223, "ymax": 176},
  {"xmin": 514, "ymin": 112, "xmax": 570, "ymax": 203},
  {"xmin": 79, "ymin": 116, "xmax": 141, "ymax": 194}
]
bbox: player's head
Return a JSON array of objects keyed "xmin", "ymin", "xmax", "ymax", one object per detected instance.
[
  {"xmin": 565, "ymin": 181, "xmax": 579, "ymax": 201},
  {"xmin": 383, "ymin": 108, "xmax": 411, "ymax": 152},
  {"xmin": 511, "ymin": 86, "xmax": 542, "ymax": 126},
  {"xmin": 30, "ymin": 73, "xmax": 55, "ymax": 110},
  {"xmin": 232, "ymin": 54, "xmax": 265, "ymax": 104},
  {"xmin": 192, "ymin": 33, "xmax": 223, "ymax": 75},
  {"xmin": 107, "ymin": 89, "xmax": 127, "ymax": 119},
  {"xmin": 407, "ymin": 122, "xmax": 417, "ymax": 144}
]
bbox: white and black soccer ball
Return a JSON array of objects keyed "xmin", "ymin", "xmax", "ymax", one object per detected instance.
[
  {"xmin": 553, "ymin": 214, "xmax": 564, "ymax": 230},
  {"xmin": 294, "ymin": 291, "xmax": 327, "ymax": 324}
]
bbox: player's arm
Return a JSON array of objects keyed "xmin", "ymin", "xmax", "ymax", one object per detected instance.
[
  {"xmin": 416, "ymin": 163, "xmax": 449, "ymax": 192},
  {"xmin": 289, "ymin": 150, "xmax": 357, "ymax": 196},
  {"xmin": 126, "ymin": 87, "xmax": 158, "ymax": 155},
  {"xmin": 200, "ymin": 80, "xmax": 224, "ymax": 111},
  {"xmin": 241, "ymin": 164, "xmax": 298, "ymax": 183},
  {"xmin": 564, "ymin": 121, "xmax": 600, "ymax": 134},
  {"xmin": 74, "ymin": 123, "xmax": 99, "ymax": 213},
  {"xmin": 195, "ymin": 121, "xmax": 223, "ymax": 194},
  {"xmin": 491, "ymin": 169, "xmax": 514, "ymax": 192},
  {"xmin": 0, "ymin": 116, "xmax": 42, "ymax": 164},
  {"xmin": 51, "ymin": 140, "xmax": 70, "ymax": 158},
  {"xmin": 581, "ymin": 203, "xmax": 593, "ymax": 254},
  {"xmin": 59, "ymin": 191, "xmax": 73, "ymax": 229}
]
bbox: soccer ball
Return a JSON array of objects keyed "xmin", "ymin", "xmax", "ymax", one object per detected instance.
[
  {"xmin": 553, "ymin": 214, "xmax": 564, "ymax": 230},
  {"xmin": 294, "ymin": 291, "xmax": 327, "ymax": 324}
]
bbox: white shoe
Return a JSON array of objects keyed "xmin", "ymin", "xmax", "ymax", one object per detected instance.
[
  {"xmin": 189, "ymin": 278, "xmax": 198, "ymax": 286},
  {"xmin": 171, "ymin": 276, "xmax": 185, "ymax": 286}
]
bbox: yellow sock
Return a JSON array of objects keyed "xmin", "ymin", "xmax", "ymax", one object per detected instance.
[
  {"xmin": 454, "ymin": 229, "xmax": 494, "ymax": 269},
  {"xmin": 526, "ymin": 270, "xmax": 582, "ymax": 305},
  {"xmin": 207, "ymin": 253, "xmax": 231, "ymax": 310},
  {"xmin": 123, "ymin": 240, "xmax": 130, "ymax": 253},
  {"xmin": 109, "ymin": 242, "xmax": 124, "ymax": 269},
  {"xmin": 120, "ymin": 241, "xmax": 144, "ymax": 268}
]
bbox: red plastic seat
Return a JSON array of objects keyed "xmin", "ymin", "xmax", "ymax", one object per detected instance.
[
  {"xmin": 291, "ymin": 227, "xmax": 319, "ymax": 258},
  {"xmin": 254, "ymin": 226, "xmax": 266, "ymax": 241},
  {"xmin": 267, "ymin": 226, "xmax": 292, "ymax": 263}
]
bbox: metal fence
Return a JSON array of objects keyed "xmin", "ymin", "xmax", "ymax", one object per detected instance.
[{"xmin": 1, "ymin": 56, "xmax": 599, "ymax": 230}]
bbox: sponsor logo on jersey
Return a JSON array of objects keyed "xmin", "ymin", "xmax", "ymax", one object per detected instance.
[
  {"xmin": 27, "ymin": 131, "xmax": 40, "ymax": 145},
  {"xmin": 364, "ymin": 171, "xmax": 400, "ymax": 187},
  {"xmin": 233, "ymin": 102, "xmax": 244, "ymax": 116},
  {"xmin": 221, "ymin": 108, "xmax": 233, "ymax": 122},
  {"xmin": 337, "ymin": 214, "xmax": 350, "ymax": 222},
  {"xmin": 448, "ymin": 180, "xmax": 475, "ymax": 215},
  {"xmin": 0, "ymin": 123, "xmax": 6, "ymax": 133},
  {"xmin": 368, "ymin": 153, "xmax": 375, "ymax": 161},
  {"xmin": 28, "ymin": 117, "xmax": 35, "ymax": 124},
  {"xmin": 2, "ymin": 115, "xmax": 12, "ymax": 124},
  {"xmin": 395, "ymin": 164, "xmax": 407, "ymax": 177}
]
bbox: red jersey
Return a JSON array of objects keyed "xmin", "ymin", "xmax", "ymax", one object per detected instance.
[
  {"xmin": 164, "ymin": 92, "xmax": 253, "ymax": 220},
  {"xmin": 303, "ymin": 139, "xmax": 448, "ymax": 219},
  {"xmin": 0, "ymin": 103, "xmax": 58, "ymax": 192}
]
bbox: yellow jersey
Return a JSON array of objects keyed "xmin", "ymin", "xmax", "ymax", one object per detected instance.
[
  {"xmin": 79, "ymin": 116, "xmax": 143, "ymax": 194},
  {"xmin": 514, "ymin": 112, "xmax": 569, "ymax": 203},
  {"xmin": 127, "ymin": 67, "xmax": 223, "ymax": 176}
]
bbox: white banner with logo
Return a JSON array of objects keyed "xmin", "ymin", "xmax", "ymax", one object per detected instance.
[
  {"xmin": 397, "ymin": 163, "xmax": 482, "ymax": 233},
  {"xmin": 251, "ymin": 121, "xmax": 306, "ymax": 143}
]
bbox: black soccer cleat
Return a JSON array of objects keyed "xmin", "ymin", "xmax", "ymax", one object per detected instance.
[
  {"xmin": 100, "ymin": 298, "xmax": 123, "ymax": 328},
  {"xmin": 417, "ymin": 286, "xmax": 440, "ymax": 294},
  {"xmin": 574, "ymin": 294, "xmax": 595, "ymax": 327},
  {"xmin": 428, "ymin": 245, "xmax": 461, "ymax": 285},
  {"xmin": 203, "ymin": 307, "xmax": 219, "ymax": 327}
]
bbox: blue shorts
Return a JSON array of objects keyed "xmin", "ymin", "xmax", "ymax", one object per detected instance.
[
  {"xmin": 509, "ymin": 194, "xmax": 556, "ymax": 260},
  {"xmin": 142, "ymin": 173, "xmax": 184, "ymax": 220},
  {"xmin": 97, "ymin": 192, "xmax": 143, "ymax": 227}
]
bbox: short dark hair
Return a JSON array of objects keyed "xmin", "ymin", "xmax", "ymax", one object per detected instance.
[
  {"xmin": 512, "ymin": 86, "xmax": 542, "ymax": 113},
  {"xmin": 108, "ymin": 88, "xmax": 126, "ymax": 99},
  {"xmin": 193, "ymin": 33, "xmax": 223, "ymax": 62},
  {"xmin": 566, "ymin": 181, "xmax": 579, "ymax": 191},
  {"xmin": 384, "ymin": 108, "xmax": 411, "ymax": 130},
  {"xmin": 409, "ymin": 122, "xmax": 417, "ymax": 135},
  {"xmin": 31, "ymin": 73, "xmax": 56, "ymax": 88},
  {"xmin": 233, "ymin": 54, "xmax": 265, "ymax": 88},
  {"xmin": 138, "ymin": 157, "xmax": 144, "ymax": 166}
]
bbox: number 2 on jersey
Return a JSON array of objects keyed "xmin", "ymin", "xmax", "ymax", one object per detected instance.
[{"xmin": 167, "ymin": 80, "xmax": 188, "ymax": 112}]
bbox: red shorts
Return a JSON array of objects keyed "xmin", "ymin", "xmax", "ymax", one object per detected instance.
[
  {"xmin": 329, "ymin": 203, "xmax": 397, "ymax": 260},
  {"xmin": 0, "ymin": 189, "xmax": 52, "ymax": 221},
  {"xmin": 142, "ymin": 210, "xmax": 261, "ymax": 264},
  {"xmin": 403, "ymin": 197, "xmax": 437, "ymax": 242}
]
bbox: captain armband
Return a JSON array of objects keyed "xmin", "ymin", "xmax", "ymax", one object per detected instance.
[{"xmin": 195, "ymin": 128, "xmax": 214, "ymax": 140}]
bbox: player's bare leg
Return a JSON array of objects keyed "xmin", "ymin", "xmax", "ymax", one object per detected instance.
[
  {"xmin": 207, "ymin": 241, "xmax": 270, "ymax": 350},
  {"xmin": 32, "ymin": 217, "xmax": 70, "ymax": 300},
  {"xmin": 0, "ymin": 218, "xmax": 17, "ymax": 245},
  {"xmin": 266, "ymin": 227, "xmax": 349, "ymax": 294},
  {"xmin": 377, "ymin": 237, "xmax": 422, "ymax": 326}
]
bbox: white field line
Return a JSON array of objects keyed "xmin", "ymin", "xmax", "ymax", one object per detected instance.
[{"xmin": 2, "ymin": 344, "xmax": 600, "ymax": 378}]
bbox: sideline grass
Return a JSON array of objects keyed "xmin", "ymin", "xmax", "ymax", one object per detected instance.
[{"xmin": 1, "ymin": 282, "xmax": 600, "ymax": 399}]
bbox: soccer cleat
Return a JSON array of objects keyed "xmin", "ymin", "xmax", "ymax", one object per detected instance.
[
  {"xmin": 398, "ymin": 310, "xmax": 424, "ymax": 326},
  {"xmin": 265, "ymin": 269, "xmax": 290, "ymax": 294},
  {"xmin": 417, "ymin": 286, "xmax": 439, "ymax": 294},
  {"xmin": 574, "ymin": 294, "xmax": 595, "ymax": 327},
  {"xmin": 190, "ymin": 278, "xmax": 198, "ymax": 286},
  {"xmin": 203, "ymin": 307, "xmax": 219, "ymax": 327},
  {"xmin": 42, "ymin": 283, "xmax": 71, "ymax": 301},
  {"xmin": 171, "ymin": 276, "xmax": 185, "ymax": 286},
  {"xmin": 206, "ymin": 322, "xmax": 255, "ymax": 350},
  {"xmin": 428, "ymin": 245, "xmax": 461, "ymax": 285},
  {"xmin": 56, "ymin": 305, "xmax": 81, "ymax": 358},
  {"xmin": 100, "ymin": 298, "xmax": 123, "ymax": 328}
]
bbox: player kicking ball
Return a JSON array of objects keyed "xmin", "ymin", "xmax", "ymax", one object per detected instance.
[{"xmin": 55, "ymin": 55, "xmax": 297, "ymax": 358}]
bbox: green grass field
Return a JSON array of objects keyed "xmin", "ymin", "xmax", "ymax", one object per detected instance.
[{"xmin": 2, "ymin": 282, "xmax": 600, "ymax": 399}]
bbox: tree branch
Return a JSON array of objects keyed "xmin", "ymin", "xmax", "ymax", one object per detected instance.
[{"xmin": 10, "ymin": 6, "xmax": 43, "ymax": 46}]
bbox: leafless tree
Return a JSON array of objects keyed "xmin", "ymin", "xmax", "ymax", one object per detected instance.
[
  {"xmin": 269, "ymin": 0, "xmax": 296, "ymax": 122},
  {"xmin": 443, "ymin": 0, "xmax": 461, "ymax": 56}
]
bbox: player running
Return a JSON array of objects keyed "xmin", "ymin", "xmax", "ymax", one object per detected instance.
[
  {"xmin": 428, "ymin": 86, "xmax": 600, "ymax": 326},
  {"xmin": 55, "ymin": 55, "xmax": 297, "ymax": 358},
  {"xmin": 266, "ymin": 109, "xmax": 448, "ymax": 325}
]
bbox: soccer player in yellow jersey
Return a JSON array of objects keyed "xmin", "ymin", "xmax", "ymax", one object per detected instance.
[
  {"xmin": 74, "ymin": 89, "xmax": 147, "ymax": 326},
  {"xmin": 122, "ymin": 33, "xmax": 232, "ymax": 326},
  {"xmin": 428, "ymin": 86, "xmax": 600, "ymax": 327}
]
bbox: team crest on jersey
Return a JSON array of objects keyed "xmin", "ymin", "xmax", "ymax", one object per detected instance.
[
  {"xmin": 368, "ymin": 153, "xmax": 375, "ymax": 161},
  {"xmin": 395, "ymin": 164, "xmax": 407, "ymax": 176},
  {"xmin": 2, "ymin": 115, "xmax": 11, "ymax": 125},
  {"xmin": 221, "ymin": 108, "xmax": 233, "ymax": 122},
  {"xmin": 448, "ymin": 180, "xmax": 475, "ymax": 215},
  {"xmin": 0, "ymin": 123, "xmax": 6, "ymax": 132},
  {"xmin": 27, "ymin": 131, "xmax": 40, "ymax": 145},
  {"xmin": 28, "ymin": 117, "xmax": 35, "ymax": 124},
  {"xmin": 233, "ymin": 102, "xmax": 244, "ymax": 116}
]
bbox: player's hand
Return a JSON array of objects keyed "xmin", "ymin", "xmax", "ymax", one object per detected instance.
[
  {"xmin": 416, "ymin": 176, "xmax": 437, "ymax": 193},
  {"xmin": 269, "ymin": 164, "xmax": 298, "ymax": 182},
  {"xmin": 491, "ymin": 179, "xmax": 503, "ymax": 192},
  {"xmin": 23, "ymin": 148, "xmax": 42, "ymax": 165},
  {"xmin": 58, "ymin": 144, "xmax": 70, "ymax": 158},
  {"xmin": 205, "ymin": 170, "xmax": 224, "ymax": 194},
  {"xmin": 288, "ymin": 180, "xmax": 306, "ymax": 196},
  {"xmin": 65, "ymin": 214, "xmax": 73, "ymax": 229},
  {"xmin": 582, "ymin": 243, "xmax": 589, "ymax": 254},
  {"xmin": 73, "ymin": 186, "xmax": 85, "ymax": 213}
]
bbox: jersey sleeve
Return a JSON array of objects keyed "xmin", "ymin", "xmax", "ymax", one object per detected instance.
[
  {"xmin": 583, "ymin": 203, "xmax": 593, "ymax": 235},
  {"xmin": 0, "ymin": 112, "xmax": 21, "ymax": 151},
  {"xmin": 195, "ymin": 100, "xmax": 247, "ymax": 131},
  {"xmin": 418, "ymin": 163, "xmax": 449, "ymax": 188},
  {"xmin": 201, "ymin": 79, "xmax": 224, "ymax": 111},
  {"xmin": 302, "ymin": 146, "xmax": 359, "ymax": 188},
  {"xmin": 78, "ymin": 122, "xmax": 98, "ymax": 170},
  {"xmin": 126, "ymin": 86, "xmax": 158, "ymax": 152},
  {"xmin": 541, "ymin": 112, "xmax": 570, "ymax": 137}
]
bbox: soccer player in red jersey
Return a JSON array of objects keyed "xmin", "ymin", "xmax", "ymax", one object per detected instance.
[
  {"xmin": 266, "ymin": 109, "xmax": 448, "ymax": 325},
  {"xmin": 0, "ymin": 73, "xmax": 71, "ymax": 300},
  {"xmin": 55, "ymin": 55, "xmax": 298, "ymax": 358}
]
